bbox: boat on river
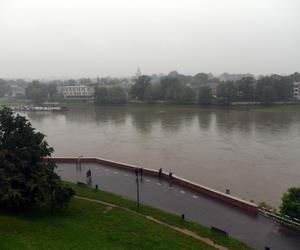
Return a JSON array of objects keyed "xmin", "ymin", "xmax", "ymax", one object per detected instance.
[{"xmin": 12, "ymin": 104, "xmax": 68, "ymax": 112}]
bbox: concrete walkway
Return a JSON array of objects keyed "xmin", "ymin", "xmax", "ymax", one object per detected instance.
[{"xmin": 56, "ymin": 162, "xmax": 300, "ymax": 250}]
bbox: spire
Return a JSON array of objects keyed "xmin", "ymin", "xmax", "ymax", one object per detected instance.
[{"xmin": 136, "ymin": 67, "xmax": 141, "ymax": 78}]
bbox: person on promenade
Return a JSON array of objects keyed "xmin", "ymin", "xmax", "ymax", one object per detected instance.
[
  {"xmin": 169, "ymin": 172, "xmax": 173, "ymax": 181},
  {"xmin": 86, "ymin": 169, "xmax": 92, "ymax": 186},
  {"xmin": 158, "ymin": 168, "xmax": 162, "ymax": 178}
]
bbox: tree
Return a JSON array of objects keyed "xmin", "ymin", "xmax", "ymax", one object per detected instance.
[
  {"xmin": 280, "ymin": 187, "xmax": 300, "ymax": 220},
  {"xmin": 198, "ymin": 85, "xmax": 213, "ymax": 105},
  {"xmin": 0, "ymin": 79, "xmax": 8, "ymax": 97},
  {"xmin": 47, "ymin": 83, "xmax": 58, "ymax": 99},
  {"xmin": 160, "ymin": 77, "xmax": 181, "ymax": 100},
  {"xmin": 217, "ymin": 81, "xmax": 236, "ymax": 104},
  {"xmin": 94, "ymin": 87, "xmax": 108, "ymax": 105},
  {"xmin": 0, "ymin": 107, "xmax": 74, "ymax": 211},
  {"xmin": 26, "ymin": 81, "xmax": 47, "ymax": 103},
  {"xmin": 270, "ymin": 75, "xmax": 293, "ymax": 101},
  {"xmin": 179, "ymin": 86, "xmax": 196, "ymax": 104},
  {"xmin": 130, "ymin": 75, "xmax": 151, "ymax": 100},
  {"xmin": 107, "ymin": 87, "xmax": 127, "ymax": 104},
  {"xmin": 235, "ymin": 77, "xmax": 255, "ymax": 101},
  {"xmin": 256, "ymin": 77, "xmax": 276, "ymax": 104}
]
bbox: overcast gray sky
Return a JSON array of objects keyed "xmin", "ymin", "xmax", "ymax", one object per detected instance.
[{"xmin": 0, "ymin": 0, "xmax": 299, "ymax": 78}]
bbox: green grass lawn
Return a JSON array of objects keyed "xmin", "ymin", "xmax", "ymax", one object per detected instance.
[
  {"xmin": 0, "ymin": 198, "xmax": 215, "ymax": 250},
  {"xmin": 0, "ymin": 182, "xmax": 252, "ymax": 250},
  {"xmin": 68, "ymin": 183, "xmax": 251, "ymax": 250}
]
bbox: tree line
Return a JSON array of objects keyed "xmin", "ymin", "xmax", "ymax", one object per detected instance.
[
  {"xmin": 2, "ymin": 71, "xmax": 299, "ymax": 105},
  {"xmin": 118, "ymin": 72, "xmax": 300, "ymax": 106}
]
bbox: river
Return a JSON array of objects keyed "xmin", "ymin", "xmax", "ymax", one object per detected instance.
[{"xmin": 20, "ymin": 105, "xmax": 300, "ymax": 207}]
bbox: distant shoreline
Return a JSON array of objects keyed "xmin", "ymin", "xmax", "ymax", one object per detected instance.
[{"xmin": 1, "ymin": 97, "xmax": 300, "ymax": 112}]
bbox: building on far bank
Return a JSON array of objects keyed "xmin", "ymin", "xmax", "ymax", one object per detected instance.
[
  {"xmin": 293, "ymin": 82, "xmax": 300, "ymax": 100},
  {"xmin": 62, "ymin": 85, "xmax": 94, "ymax": 99}
]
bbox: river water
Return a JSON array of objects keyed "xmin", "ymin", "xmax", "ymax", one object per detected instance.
[{"xmin": 21, "ymin": 105, "xmax": 300, "ymax": 207}]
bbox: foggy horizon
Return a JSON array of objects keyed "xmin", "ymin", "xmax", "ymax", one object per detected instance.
[{"xmin": 1, "ymin": 0, "xmax": 299, "ymax": 79}]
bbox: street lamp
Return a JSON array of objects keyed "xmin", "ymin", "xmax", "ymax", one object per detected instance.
[{"xmin": 135, "ymin": 168, "xmax": 140, "ymax": 208}]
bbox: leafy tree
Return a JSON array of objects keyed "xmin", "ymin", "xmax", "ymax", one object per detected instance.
[
  {"xmin": 160, "ymin": 77, "xmax": 181, "ymax": 100},
  {"xmin": 217, "ymin": 81, "xmax": 236, "ymax": 104},
  {"xmin": 280, "ymin": 187, "xmax": 300, "ymax": 220},
  {"xmin": 26, "ymin": 81, "xmax": 47, "ymax": 103},
  {"xmin": 94, "ymin": 87, "xmax": 108, "ymax": 105},
  {"xmin": 198, "ymin": 85, "xmax": 213, "ymax": 105},
  {"xmin": 107, "ymin": 87, "xmax": 127, "ymax": 104},
  {"xmin": 194, "ymin": 73, "xmax": 209, "ymax": 84},
  {"xmin": 260, "ymin": 85, "xmax": 276, "ymax": 105},
  {"xmin": 47, "ymin": 83, "xmax": 58, "ymax": 99},
  {"xmin": 130, "ymin": 75, "xmax": 151, "ymax": 100},
  {"xmin": 235, "ymin": 77, "xmax": 255, "ymax": 101},
  {"xmin": 0, "ymin": 107, "xmax": 74, "ymax": 211},
  {"xmin": 0, "ymin": 79, "xmax": 8, "ymax": 97},
  {"xmin": 179, "ymin": 86, "xmax": 196, "ymax": 104},
  {"xmin": 289, "ymin": 72, "xmax": 300, "ymax": 82},
  {"xmin": 256, "ymin": 77, "xmax": 276, "ymax": 104},
  {"xmin": 270, "ymin": 75, "xmax": 293, "ymax": 101},
  {"xmin": 144, "ymin": 85, "xmax": 156, "ymax": 103}
]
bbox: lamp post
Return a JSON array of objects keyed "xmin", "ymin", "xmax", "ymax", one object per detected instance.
[{"xmin": 135, "ymin": 168, "xmax": 140, "ymax": 208}]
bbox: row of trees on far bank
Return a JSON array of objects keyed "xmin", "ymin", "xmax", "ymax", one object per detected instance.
[
  {"xmin": 20, "ymin": 71, "xmax": 300, "ymax": 105},
  {"xmin": 26, "ymin": 81, "xmax": 58, "ymax": 103},
  {"xmin": 126, "ymin": 74, "xmax": 298, "ymax": 105},
  {"xmin": 94, "ymin": 86, "xmax": 127, "ymax": 105}
]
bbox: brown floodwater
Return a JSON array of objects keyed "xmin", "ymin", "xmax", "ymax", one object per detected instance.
[{"xmin": 21, "ymin": 105, "xmax": 300, "ymax": 207}]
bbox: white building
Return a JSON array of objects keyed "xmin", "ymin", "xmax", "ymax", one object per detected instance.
[
  {"xmin": 62, "ymin": 85, "xmax": 94, "ymax": 99},
  {"xmin": 293, "ymin": 82, "xmax": 300, "ymax": 100}
]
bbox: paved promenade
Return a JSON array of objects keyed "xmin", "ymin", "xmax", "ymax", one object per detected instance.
[{"xmin": 56, "ymin": 162, "xmax": 300, "ymax": 250}]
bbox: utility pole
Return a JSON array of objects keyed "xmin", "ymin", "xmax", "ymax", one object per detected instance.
[{"xmin": 135, "ymin": 168, "xmax": 140, "ymax": 208}]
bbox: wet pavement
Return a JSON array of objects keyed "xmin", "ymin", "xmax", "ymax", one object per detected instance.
[{"xmin": 56, "ymin": 162, "xmax": 300, "ymax": 250}]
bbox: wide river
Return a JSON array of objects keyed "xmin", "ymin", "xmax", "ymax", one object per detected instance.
[{"xmin": 21, "ymin": 105, "xmax": 300, "ymax": 207}]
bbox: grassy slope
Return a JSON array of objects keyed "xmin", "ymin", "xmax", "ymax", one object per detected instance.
[
  {"xmin": 0, "ymin": 198, "xmax": 214, "ymax": 250},
  {"xmin": 68, "ymin": 183, "xmax": 251, "ymax": 250}
]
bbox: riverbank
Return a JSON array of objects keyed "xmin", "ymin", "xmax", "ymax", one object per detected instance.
[
  {"xmin": 0, "ymin": 182, "xmax": 250, "ymax": 250},
  {"xmin": 1, "ymin": 97, "xmax": 300, "ymax": 112}
]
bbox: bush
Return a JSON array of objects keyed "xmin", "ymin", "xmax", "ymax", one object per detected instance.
[{"xmin": 280, "ymin": 187, "xmax": 300, "ymax": 220}]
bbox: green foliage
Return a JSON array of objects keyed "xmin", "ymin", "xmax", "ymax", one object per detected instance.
[
  {"xmin": 25, "ymin": 81, "xmax": 47, "ymax": 104},
  {"xmin": 130, "ymin": 75, "xmax": 151, "ymax": 100},
  {"xmin": 107, "ymin": 86, "xmax": 127, "ymax": 104},
  {"xmin": 198, "ymin": 85, "xmax": 213, "ymax": 105},
  {"xmin": 94, "ymin": 86, "xmax": 127, "ymax": 105},
  {"xmin": 0, "ymin": 107, "xmax": 74, "ymax": 211},
  {"xmin": 255, "ymin": 77, "xmax": 275, "ymax": 105},
  {"xmin": 160, "ymin": 77, "xmax": 181, "ymax": 100},
  {"xmin": 280, "ymin": 187, "xmax": 300, "ymax": 220},
  {"xmin": 271, "ymin": 75, "xmax": 293, "ymax": 101},
  {"xmin": 47, "ymin": 83, "xmax": 58, "ymax": 99},
  {"xmin": 217, "ymin": 81, "xmax": 236, "ymax": 104},
  {"xmin": 0, "ymin": 79, "xmax": 9, "ymax": 98},
  {"xmin": 235, "ymin": 77, "xmax": 255, "ymax": 101},
  {"xmin": 94, "ymin": 87, "xmax": 108, "ymax": 105}
]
